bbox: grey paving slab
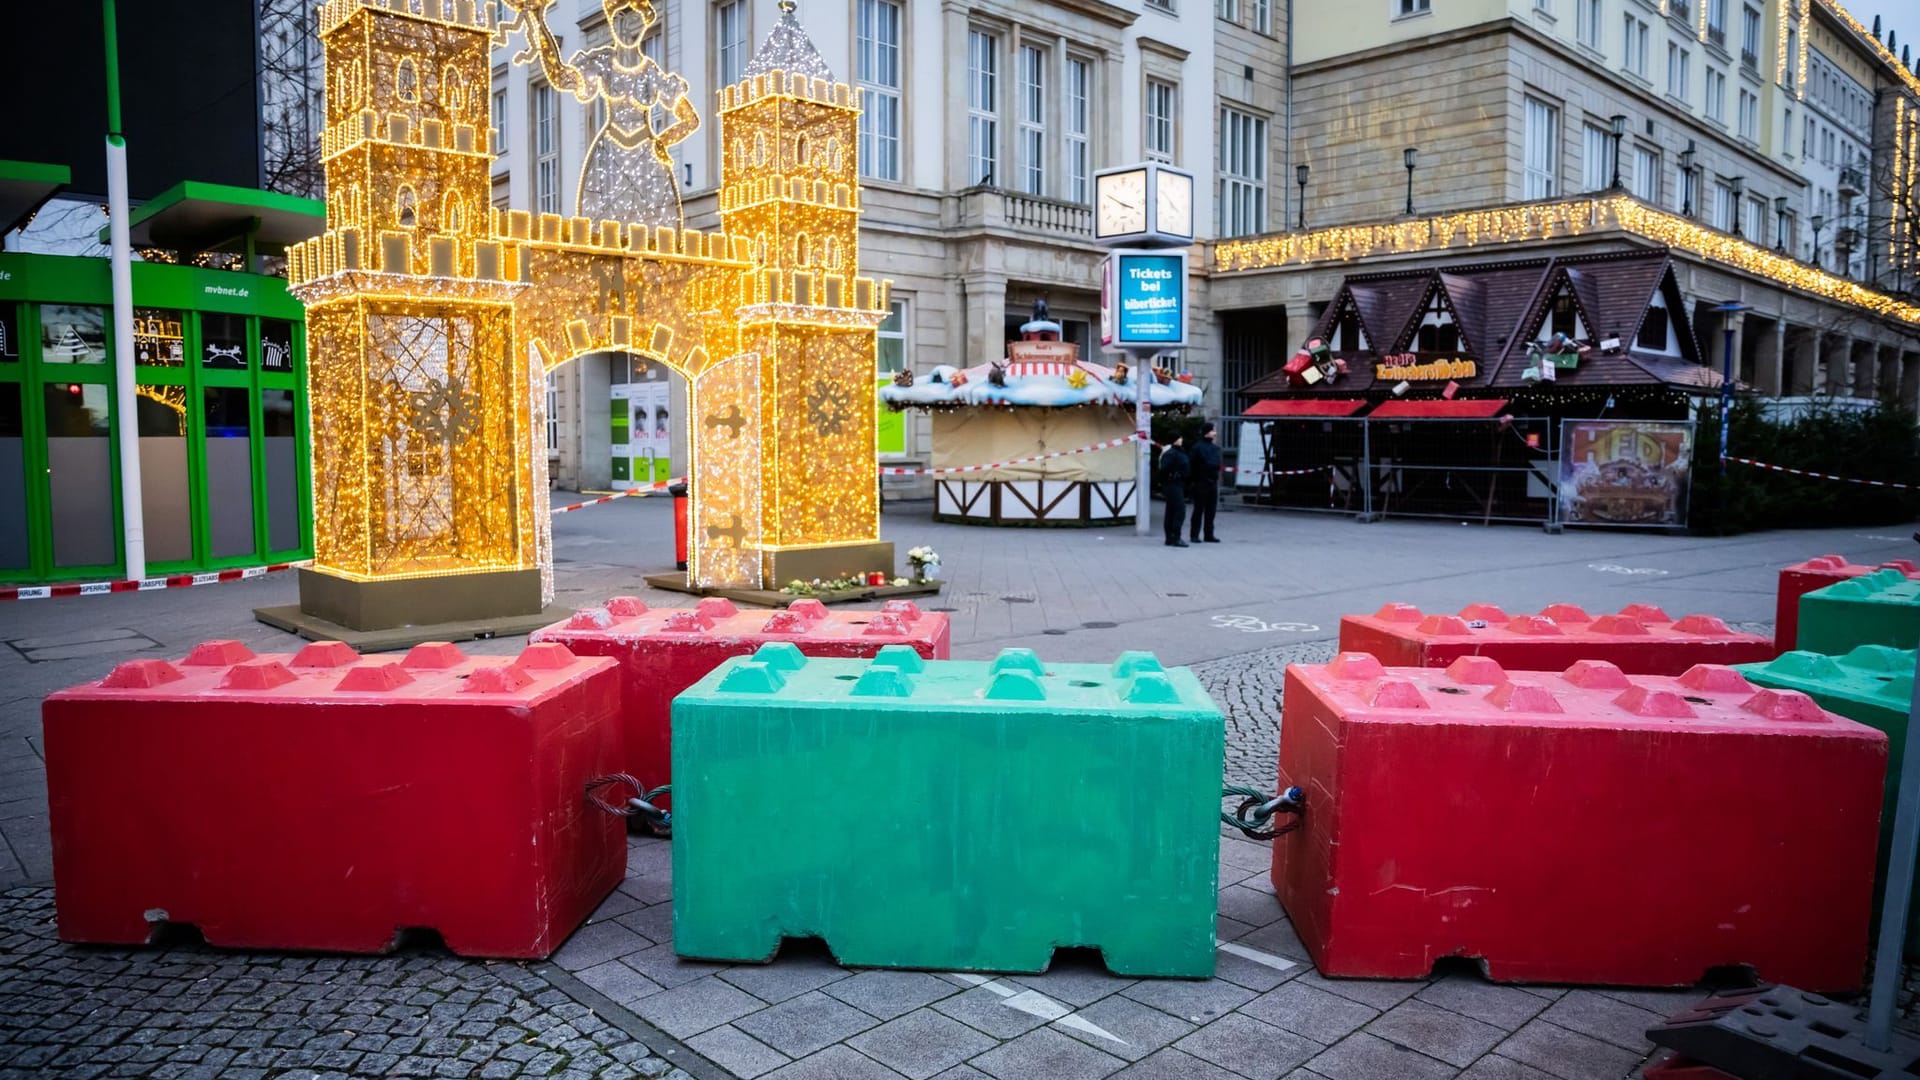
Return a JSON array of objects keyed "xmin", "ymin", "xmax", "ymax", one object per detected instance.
[
  {"xmin": 846, "ymin": 1008, "xmax": 999, "ymax": 1080},
  {"xmin": 1239, "ymin": 981, "xmax": 1379, "ymax": 1044},
  {"xmin": 615, "ymin": 904, "xmax": 677, "ymax": 946},
  {"xmin": 1589, "ymin": 987, "xmax": 1708, "ymax": 1018},
  {"xmin": 825, "ymin": 971, "xmax": 966, "ymax": 1021},
  {"xmin": 717, "ymin": 956, "xmax": 853, "ymax": 1005},
  {"xmin": 1456, "ymin": 1054, "xmax": 1561, "ymax": 1080},
  {"xmin": 1290, "ymin": 970, "xmax": 1424, "ymax": 1011},
  {"xmin": 1057, "ymin": 995, "xmax": 1198, "ymax": 1063},
  {"xmin": 555, "ymin": 921, "xmax": 654, "ymax": 970},
  {"xmin": 931, "ymin": 985, "xmax": 1055, "ymax": 1041},
  {"xmin": 686, "ymin": 1026, "xmax": 790, "ymax": 1080},
  {"xmin": 1005, "ymin": 956, "xmax": 1139, "ymax": 1008},
  {"xmin": 1538, "ymin": 992, "xmax": 1661, "ymax": 1053},
  {"xmin": 1366, "ymin": 999, "xmax": 1510, "ymax": 1068},
  {"xmin": 732, "ymin": 991, "xmax": 879, "ymax": 1059},
  {"xmin": 969, "ymin": 1027, "xmax": 1126, "ymax": 1080},
  {"xmin": 1173, "ymin": 1013, "xmax": 1322, "ymax": 1079},
  {"xmin": 930, "ymin": 1067, "xmax": 993, "ymax": 1080},
  {"xmin": 1215, "ymin": 916, "xmax": 1254, "ymax": 944},
  {"xmin": 575, "ymin": 960, "xmax": 666, "ymax": 1009},
  {"xmin": 1214, "ymin": 886, "xmax": 1285, "ymax": 929},
  {"xmin": 1231, "ymin": 919, "xmax": 1311, "ymax": 963},
  {"xmin": 1415, "ymin": 975, "xmax": 1555, "ymax": 1029},
  {"xmin": 760, "ymin": 1045, "xmax": 908, "ymax": 1080},
  {"xmin": 628, "ymin": 976, "xmax": 766, "ymax": 1040},
  {"xmin": 1493, "ymin": 1020, "xmax": 1645, "ymax": 1080},
  {"xmin": 616, "ymin": 943, "xmax": 730, "ymax": 990},
  {"xmin": 1120, "ymin": 979, "xmax": 1258, "ymax": 1027},
  {"xmin": 1109, "ymin": 1048, "xmax": 1250, "ymax": 1080},
  {"xmin": 1305, "ymin": 1031, "xmax": 1458, "ymax": 1080}
]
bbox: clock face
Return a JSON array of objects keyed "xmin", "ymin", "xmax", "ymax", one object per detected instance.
[
  {"xmin": 1096, "ymin": 169, "xmax": 1149, "ymax": 239},
  {"xmin": 1155, "ymin": 170, "xmax": 1194, "ymax": 239}
]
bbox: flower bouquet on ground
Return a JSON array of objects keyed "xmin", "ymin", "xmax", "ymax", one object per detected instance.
[{"xmin": 907, "ymin": 545, "xmax": 941, "ymax": 582}]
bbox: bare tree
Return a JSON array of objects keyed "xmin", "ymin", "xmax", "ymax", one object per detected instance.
[{"xmin": 258, "ymin": 0, "xmax": 324, "ymax": 200}]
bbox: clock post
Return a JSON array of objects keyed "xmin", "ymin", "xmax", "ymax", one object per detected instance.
[{"xmin": 1093, "ymin": 163, "xmax": 1195, "ymax": 537}]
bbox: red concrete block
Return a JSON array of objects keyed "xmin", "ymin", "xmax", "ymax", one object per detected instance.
[
  {"xmin": 1338, "ymin": 602, "xmax": 1776, "ymax": 676},
  {"xmin": 43, "ymin": 641, "xmax": 624, "ymax": 958},
  {"xmin": 529, "ymin": 597, "xmax": 951, "ymax": 795},
  {"xmin": 1271, "ymin": 655, "xmax": 1885, "ymax": 989},
  {"xmin": 1776, "ymin": 555, "xmax": 1920, "ymax": 652}
]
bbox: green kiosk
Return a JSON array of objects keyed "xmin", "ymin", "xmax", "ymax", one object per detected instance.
[{"xmin": 0, "ymin": 161, "xmax": 323, "ymax": 583}]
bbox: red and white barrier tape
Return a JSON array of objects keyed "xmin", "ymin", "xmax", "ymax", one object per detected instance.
[
  {"xmin": 551, "ymin": 480, "xmax": 686, "ymax": 514},
  {"xmin": 1, "ymin": 561, "xmax": 307, "ymax": 602},
  {"xmin": 1223, "ymin": 465, "xmax": 1332, "ymax": 479},
  {"xmin": 1724, "ymin": 456, "xmax": 1914, "ymax": 491},
  {"xmin": 878, "ymin": 433, "xmax": 1145, "ymax": 476}
]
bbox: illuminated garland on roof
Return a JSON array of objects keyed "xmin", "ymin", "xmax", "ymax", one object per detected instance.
[
  {"xmin": 1822, "ymin": 0, "xmax": 1920, "ymax": 101},
  {"xmin": 1212, "ymin": 194, "xmax": 1920, "ymax": 326}
]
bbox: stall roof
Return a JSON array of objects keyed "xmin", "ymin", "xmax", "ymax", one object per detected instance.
[
  {"xmin": 1369, "ymin": 398, "xmax": 1510, "ymax": 419},
  {"xmin": 101, "ymin": 180, "xmax": 325, "ymax": 254},
  {"xmin": 0, "ymin": 160, "xmax": 70, "ymax": 236},
  {"xmin": 1243, "ymin": 398, "xmax": 1369, "ymax": 417}
]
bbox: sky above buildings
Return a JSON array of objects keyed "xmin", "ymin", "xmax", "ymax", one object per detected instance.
[{"xmin": 1850, "ymin": 2, "xmax": 1918, "ymax": 70}]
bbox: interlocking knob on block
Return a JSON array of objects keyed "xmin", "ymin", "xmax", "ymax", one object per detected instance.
[
  {"xmin": 669, "ymin": 646, "xmax": 1225, "ymax": 977},
  {"xmin": 1797, "ymin": 570, "xmax": 1920, "ymax": 655},
  {"xmin": 1776, "ymin": 556, "xmax": 1920, "ymax": 654},
  {"xmin": 1338, "ymin": 603, "xmax": 1778, "ymax": 675},
  {"xmin": 42, "ymin": 641, "xmax": 625, "ymax": 958},
  {"xmin": 1740, "ymin": 645, "xmax": 1919, "ymax": 957},
  {"xmin": 1272, "ymin": 655, "xmax": 1886, "ymax": 989},
  {"xmin": 529, "ymin": 597, "xmax": 951, "ymax": 802}
]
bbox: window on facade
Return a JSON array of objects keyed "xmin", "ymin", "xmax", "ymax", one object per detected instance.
[
  {"xmin": 1704, "ymin": 67, "xmax": 1724, "ymax": 121},
  {"xmin": 1396, "ymin": 0, "xmax": 1430, "ymax": 15},
  {"xmin": 1546, "ymin": 292, "xmax": 1584, "ymax": 340},
  {"xmin": 1576, "ymin": 0, "xmax": 1602, "ymax": 48},
  {"xmin": 1740, "ymin": 5, "xmax": 1759, "ymax": 67},
  {"xmin": 1145, "ymin": 0, "xmax": 1174, "ymax": 12},
  {"xmin": 1736, "ymin": 89, "xmax": 1757, "ymax": 140},
  {"xmin": 1582, "ymin": 122, "xmax": 1611, "ymax": 191},
  {"xmin": 1713, "ymin": 181, "xmax": 1733, "ymax": 230},
  {"xmin": 1414, "ymin": 296, "xmax": 1461, "ymax": 353},
  {"xmin": 1623, "ymin": 15, "xmax": 1649, "ymax": 76},
  {"xmin": 1523, "ymin": 96, "xmax": 1560, "ymax": 199},
  {"xmin": 856, "ymin": 0, "xmax": 901, "ymax": 182},
  {"xmin": 533, "ymin": 81, "xmax": 558, "ymax": 214},
  {"xmin": 1746, "ymin": 194, "xmax": 1767, "ymax": 244},
  {"xmin": 967, "ymin": 31, "xmax": 999, "ymax": 186},
  {"xmin": 1330, "ymin": 303, "xmax": 1367, "ymax": 351},
  {"xmin": 876, "ymin": 299, "xmax": 908, "ymax": 372},
  {"xmin": 1667, "ymin": 44, "xmax": 1690, "ymax": 100},
  {"xmin": 1217, "ymin": 0, "xmax": 1240, "ymax": 22},
  {"xmin": 1785, "ymin": 28, "xmax": 1797, "ymax": 88},
  {"xmin": 1630, "ymin": 146, "xmax": 1659, "ymax": 201},
  {"xmin": 492, "ymin": 89, "xmax": 507, "ymax": 154},
  {"xmin": 1145, "ymin": 79, "xmax": 1177, "ymax": 163},
  {"xmin": 1637, "ymin": 305, "xmax": 1670, "ymax": 351},
  {"xmin": 1253, "ymin": 0, "xmax": 1271, "ymax": 33},
  {"xmin": 1218, "ymin": 107, "xmax": 1267, "ymax": 238},
  {"xmin": 1534, "ymin": 0, "xmax": 1551, "ymax": 11},
  {"xmin": 1066, "ymin": 58, "xmax": 1091, "ymax": 204},
  {"xmin": 1018, "ymin": 45, "xmax": 1046, "ymax": 195},
  {"xmin": 718, "ymin": 0, "xmax": 747, "ymax": 87},
  {"xmin": 1782, "ymin": 108, "xmax": 1792, "ymax": 156},
  {"xmin": 1706, "ymin": 0, "xmax": 1726, "ymax": 44}
]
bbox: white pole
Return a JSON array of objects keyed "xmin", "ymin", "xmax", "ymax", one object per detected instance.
[
  {"xmin": 1135, "ymin": 354, "xmax": 1151, "ymax": 536},
  {"xmin": 106, "ymin": 134, "xmax": 145, "ymax": 582}
]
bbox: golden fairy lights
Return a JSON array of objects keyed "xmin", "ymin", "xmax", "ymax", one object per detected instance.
[
  {"xmin": 1823, "ymin": 0, "xmax": 1920, "ymax": 101},
  {"xmin": 1212, "ymin": 194, "xmax": 1920, "ymax": 326},
  {"xmin": 290, "ymin": 0, "xmax": 887, "ymax": 591}
]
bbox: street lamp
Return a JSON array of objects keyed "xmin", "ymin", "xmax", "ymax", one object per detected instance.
[
  {"xmin": 1609, "ymin": 114, "xmax": 1627, "ymax": 189},
  {"xmin": 1773, "ymin": 196, "xmax": 1788, "ymax": 252},
  {"xmin": 1727, "ymin": 176, "xmax": 1745, "ymax": 237},
  {"xmin": 1296, "ymin": 163, "xmax": 1309, "ymax": 230},
  {"xmin": 1811, "ymin": 213, "xmax": 1825, "ymax": 266},
  {"xmin": 1403, "ymin": 147, "xmax": 1419, "ymax": 216},
  {"xmin": 1712, "ymin": 301, "xmax": 1749, "ymax": 525},
  {"xmin": 1678, "ymin": 141, "xmax": 1697, "ymax": 217}
]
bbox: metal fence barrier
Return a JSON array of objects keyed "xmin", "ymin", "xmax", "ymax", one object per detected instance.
[{"xmin": 1228, "ymin": 415, "xmax": 1563, "ymax": 528}]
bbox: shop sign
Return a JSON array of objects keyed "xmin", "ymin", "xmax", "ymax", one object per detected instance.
[
  {"xmin": 1558, "ymin": 419, "xmax": 1695, "ymax": 527},
  {"xmin": 1374, "ymin": 355, "xmax": 1477, "ymax": 381},
  {"xmin": 1009, "ymin": 340, "xmax": 1076, "ymax": 363},
  {"xmin": 1101, "ymin": 249, "xmax": 1188, "ymax": 349}
]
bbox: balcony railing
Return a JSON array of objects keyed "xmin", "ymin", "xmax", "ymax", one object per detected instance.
[
  {"xmin": 1004, "ymin": 192, "xmax": 1094, "ymax": 237},
  {"xmin": 1707, "ymin": 25, "xmax": 1725, "ymax": 48},
  {"xmin": 1740, "ymin": 48, "xmax": 1758, "ymax": 71},
  {"xmin": 1669, "ymin": 0, "xmax": 1689, "ymax": 20}
]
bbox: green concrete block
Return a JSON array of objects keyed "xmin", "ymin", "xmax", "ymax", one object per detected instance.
[
  {"xmin": 1797, "ymin": 571, "xmax": 1920, "ymax": 655},
  {"xmin": 1739, "ymin": 645, "xmax": 1917, "ymax": 955},
  {"xmin": 669, "ymin": 646, "xmax": 1227, "ymax": 977}
]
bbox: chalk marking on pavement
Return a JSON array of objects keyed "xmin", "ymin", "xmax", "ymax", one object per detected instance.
[
  {"xmin": 1858, "ymin": 534, "xmax": 1911, "ymax": 542},
  {"xmin": 1210, "ymin": 614, "xmax": 1320, "ymax": 634},
  {"xmin": 1586, "ymin": 563, "xmax": 1670, "ymax": 576},
  {"xmin": 944, "ymin": 974, "xmax": 1128, "ymax": 1045},
  {"xmin": 1217, "ymin": 941, "xmax": 1299, "ymax": 973}
]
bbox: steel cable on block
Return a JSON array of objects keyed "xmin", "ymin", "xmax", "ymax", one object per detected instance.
[
  {"xmin": 585, "ymin": 773, "xmax": 671, "ymax": 826},
  {"xmin": 1222, "ymin": 785, "xmax": 1305, "ymax": 841}
]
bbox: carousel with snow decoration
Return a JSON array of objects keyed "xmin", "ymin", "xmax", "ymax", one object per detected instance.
[{"xmin": 881, "ymin": 299, "xmax": 1202, "ymax": 526}]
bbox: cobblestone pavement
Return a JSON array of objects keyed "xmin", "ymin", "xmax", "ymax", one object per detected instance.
[{"xmin": 0, "ymin": 888, "xmax": 692, "ymax": 1080}]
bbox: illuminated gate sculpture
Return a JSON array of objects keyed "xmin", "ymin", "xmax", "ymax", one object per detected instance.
[{"xmin": 275, "ymin": 0, "xmax": 890, "ymax": 633}]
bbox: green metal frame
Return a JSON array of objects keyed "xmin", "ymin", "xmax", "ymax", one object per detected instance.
[{"xmin": 0, "ymin": 252, "xmax": 311, "ymax": 582}]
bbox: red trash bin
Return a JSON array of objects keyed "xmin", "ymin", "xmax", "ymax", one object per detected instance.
[{"xmin": 671, "ymin": 481, "xmax": 689, "ymax": 570}]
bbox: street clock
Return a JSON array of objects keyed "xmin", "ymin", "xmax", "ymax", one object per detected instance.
[{"xmin": 1094, "ymin": 163, "xmax": 1194, "ymax": 246}]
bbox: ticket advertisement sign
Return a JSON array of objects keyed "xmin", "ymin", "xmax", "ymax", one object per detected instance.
[
  {"xmin": 1100, "ymin": 249, "xmax": 1188, "ymax": 350},
  {"xmin": 1558, "ymin": 420, "xmax": 1695, "ymax": 527}
]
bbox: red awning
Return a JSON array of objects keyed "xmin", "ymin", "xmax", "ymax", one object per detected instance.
[
  {"xmin": 1243, "ymin": 398, "xmax": 1370, "ymax": 418},
  {"xmin": 1368, "ymin": 398, "xmax": 1511, "ymax": 419}
]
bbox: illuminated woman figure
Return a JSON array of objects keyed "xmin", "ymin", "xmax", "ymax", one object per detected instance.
[{"xmin": 500, "ymin": 0, "xmax": 699, "ymax": 230}]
